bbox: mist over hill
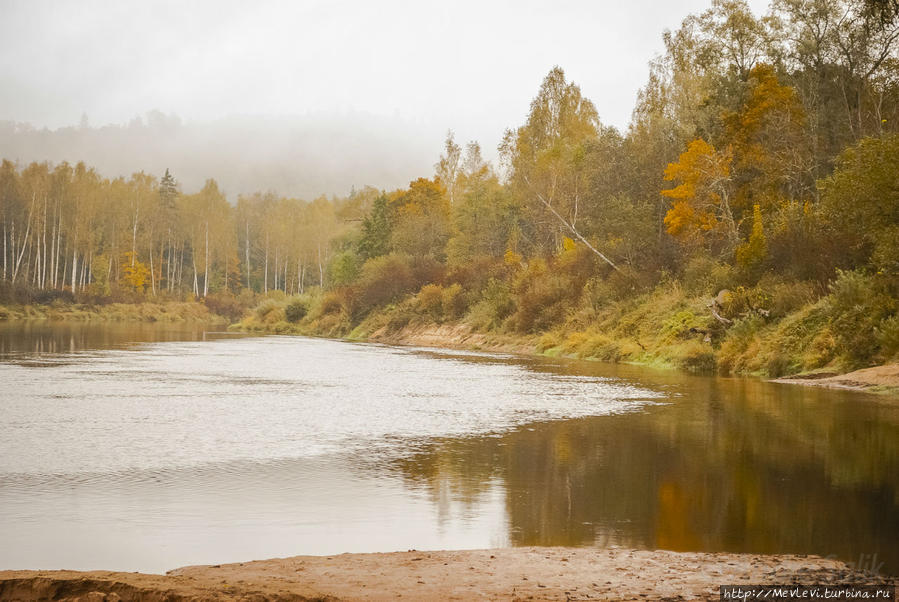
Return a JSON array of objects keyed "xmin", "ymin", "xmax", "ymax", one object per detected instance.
[{"xmin": 0, "ymin": 111, "xmax": 445, "ymax": 199}]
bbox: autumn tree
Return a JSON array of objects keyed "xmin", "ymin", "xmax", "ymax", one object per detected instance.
[
  {"xmin": 501, "ymin": 67, "xmax": 620, "ymax": 271},
  {"xmin": 387, "ymin": 178, "xmax": 450, "ymax": 260},
  {"xmin": 120, "ymin": 251, "xmax": 150, "ymax": 292},
  {"xmin": 661, "ymin": 138, "xmax": 738, "ymax": 251},
  {"xmin": 179, "ymin": 179, "xmax": 230, "ymax": 297}
]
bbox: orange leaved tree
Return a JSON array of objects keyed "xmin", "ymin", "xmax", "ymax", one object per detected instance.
[{"xmin": 661, "ymin": 138, "xmax": 737, "ymax": 251}]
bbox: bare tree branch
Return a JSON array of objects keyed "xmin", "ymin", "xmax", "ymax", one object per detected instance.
[{"xmin": 523, "ymin": 174, "xmax": 622, "ymax": 273}]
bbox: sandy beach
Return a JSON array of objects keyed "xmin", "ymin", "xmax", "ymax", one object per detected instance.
[
  {"xmin": 1, "ymin": 547, "xmax": 892, "ymax": 601},
  {"xmin": 774, "ymin": 363, "xmax": 899, "ymax": 395}
]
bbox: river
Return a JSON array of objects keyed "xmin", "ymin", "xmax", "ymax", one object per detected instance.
[{"xmin": 1, "ymin": 321, "xmax": 897, "ymax": 575}]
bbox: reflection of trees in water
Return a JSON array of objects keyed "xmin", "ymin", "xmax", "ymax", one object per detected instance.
[
  {"xmin": 386, "ymin": 375, "xmax": 899, "ymax": 575},
  {"xmin": 389, "ymin": 437, "xmax": 505, "ymax": 528},
  {"xmin": 0, "ymin": 322, "xmax": 205, "ymax": 358}
]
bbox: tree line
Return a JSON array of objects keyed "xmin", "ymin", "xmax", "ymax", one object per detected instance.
[
  {"xmin": 2, "ymin": 0, "xmax": 898, "ymax": 324},
  {"xmin": 0, "ymin": 161, "xmax": 371, "ymax": 301}
]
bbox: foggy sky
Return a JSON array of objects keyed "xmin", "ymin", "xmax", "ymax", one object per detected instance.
[{"xmin": 2, "ymin": 0, "xmax": 770, "ymax": 140}]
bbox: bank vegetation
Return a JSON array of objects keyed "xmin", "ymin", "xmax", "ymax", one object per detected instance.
[{"xmin": 3, "ymin": 0, "xmax": 899, "ymax": 377}]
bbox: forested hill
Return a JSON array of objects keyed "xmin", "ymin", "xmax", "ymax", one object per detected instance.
[
  {"xmin": 2, "ymin": 0, "xmax": 899, "ymax": 377},
  {"xmin": 0, "ymin": 112, "xmax": 439, "ymax": 199}
]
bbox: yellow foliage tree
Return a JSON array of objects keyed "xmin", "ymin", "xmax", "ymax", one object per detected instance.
[
  {"xmin": 722, "ymin": 64, "xmax": 810, "ymax": 206},
  {"xmin": 387, "ymin": 177, "xmax": 450, "ymax": 259},
  {"xmin": 661, "ymin": 138, "xmax": 737, "ymax": 247},
  {"xmin": 121, "ymin": 251, "xmax": 150, "ymax": 293}
]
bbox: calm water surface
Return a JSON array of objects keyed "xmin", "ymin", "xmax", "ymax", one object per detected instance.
[{"xmin": 1, "ymin": 321, "xmax": 897, "ymax": 575}]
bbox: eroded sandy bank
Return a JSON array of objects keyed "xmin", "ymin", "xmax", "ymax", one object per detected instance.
[{"xmin": 1, "ymin": 547, "xmax": 891, "ymax": 601}]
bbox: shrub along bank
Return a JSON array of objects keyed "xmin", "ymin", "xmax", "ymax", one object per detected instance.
[{"xmin": 233, "ymin": 252, "xmax": 899, "ymax": 379}]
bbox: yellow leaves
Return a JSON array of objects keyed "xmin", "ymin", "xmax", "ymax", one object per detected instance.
[
  {"xmin": 121, "ymin": 252, "xmax": 150, "ymax": 292},
  {"xmin": 721, "ymin": 63, "xmax": 807, "ymax": 204},
  {"xmin": 663, "ymin": 201, "xmax": 694, "ymax": 237},
  {"xmin": 664, "ymin": 139, "xmax": 713, "ymax": 181},
  {"xmin": 661, "ymin": 138, "xmax": 732, "ymax": 242},
  {"xmin": 389, "ymin": 177, "xmax": 448, "ymax": 218},
  {"xmin": 503, "ymin": 249, "xmax": 523, "ymax": 267},
  {"xmin": 660, "ymin": 177, "xmax": 695, "ymax": 202},
  {"xmin": 663, "ymin": 201, "xmax": 718, "ymax": 238},
  {"xmin": 556, "ymin": 236, "xmax": 584, "ymax": 268},
  {"xmin": 742, "ymin": 64, "xmax": 805, "ymax": 132},
  {"xmin": 386, "ymin": 177, "xmax": 452, "ymax": 258},
  {"xmin": 661, "ymin": 64, "xmax": 806, "ymax": 255},
  {"xmin": 662, "ymin": 139, "xmax": 731, "ymax": 201},
  {"xmin": 698, "ymin": 210, "xmax": 719, "ymax": 232}
]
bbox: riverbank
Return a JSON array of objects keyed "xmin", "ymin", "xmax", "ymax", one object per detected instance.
[
  {"xmin": 232, "ymin": 270, "xmax": 899, "ymax": 389},
  {"xmin": 1, "ymin": 547, "xmax": 890, "ymax": 601},
  {"xmin": 774, "ymin": 363, "xmax": 899, "ymax": 395},
  {"xmin": 3, "ymin": 296, "xmax": 897, "ymax": 396},
  {"xmin": 372, "ymin": 323, "xmax": 899, "ymax": 396},
  {"xmin": 234, "ymin": 308, "xmax": 899, "ymax": 396},
  {"xmin": 0, "ymin": 301, "xmax": 228, "ymax": 325}
]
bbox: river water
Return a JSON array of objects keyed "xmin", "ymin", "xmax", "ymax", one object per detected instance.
[{"xmin": 1, "ymin": 321, "xmax": 897, "ymax": 575}]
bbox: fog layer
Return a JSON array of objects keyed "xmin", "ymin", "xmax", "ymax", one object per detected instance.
[{"xmin": 0, "ymin": 113, "xmax": 441, "ymax": 198}]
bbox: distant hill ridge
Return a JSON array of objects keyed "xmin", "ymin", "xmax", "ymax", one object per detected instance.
[{"xmin": 0, "ymin": 112, "xmax": 442, "ymax": 199}]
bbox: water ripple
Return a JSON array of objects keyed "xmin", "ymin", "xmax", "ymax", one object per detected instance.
[{"xmin": 0, "ymin": 335, "xmax": 665, "ymax": 477}]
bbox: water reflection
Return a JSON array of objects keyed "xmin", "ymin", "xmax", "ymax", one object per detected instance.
[
  {"xmin": 385, "ymin": 364, "xmax": 899, "ymax": 574},
  {"xmin": 0, "ymin": 320, "xmax": 218, "ymax": 361},
  {"xmin": 0, "ymin": 326, "xmax": 897, "ymax": 575}
]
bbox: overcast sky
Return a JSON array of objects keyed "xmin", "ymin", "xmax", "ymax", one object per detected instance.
[{"xmin": 0, "ymin": 0, "xmax": 770, "ymax": 149}]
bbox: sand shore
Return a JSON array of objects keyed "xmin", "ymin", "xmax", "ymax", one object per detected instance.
[
  {"xmin": 774, "ymin": 363, "xmax": 899, "ymax": 395},
  {"xmin": 1, "ymin": 547, "xmax": 891, "ymax": 601}
]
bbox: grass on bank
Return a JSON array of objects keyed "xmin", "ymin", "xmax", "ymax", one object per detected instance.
[
  {"xmin": 233, "ymin": 254, "xmax": 899, "ymax": 379},
  {"xmin": 0, "ymin": 284, "xmax": 254, "ymax": 324},
  {"xmin": 0, "ymin": 299, "xmax": 230, "ymax": 324}
]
